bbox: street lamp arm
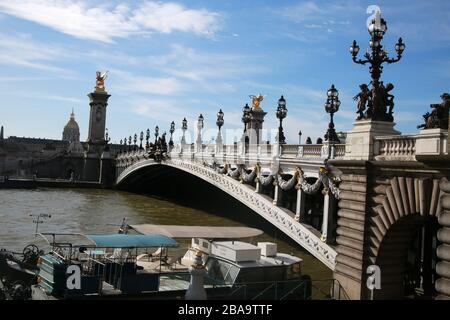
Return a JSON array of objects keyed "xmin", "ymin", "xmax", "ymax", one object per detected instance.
[
  {"xmin": 384, "ymin": 55, "xmax": 402, "ymax": 64},
  {"xmin": 352, "ymin": 56, "xmax": 369, "ymax": 65}
]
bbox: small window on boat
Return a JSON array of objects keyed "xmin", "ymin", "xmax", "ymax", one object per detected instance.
[
  {"xmin": 194, "ymin": 238, "xmax": 200, "ymax": 245},
  {"xmin": 203, "ymin": 241, "xmax": 209, "ymax": 249},
  {"xmin": 206, "ymin": 258, "xmax": 232, "ymax": 283}
]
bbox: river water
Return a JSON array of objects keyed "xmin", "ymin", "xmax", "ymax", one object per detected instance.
[{"xmin": 0, "ymin": 188, "xmax": 330, "ymax": 280}]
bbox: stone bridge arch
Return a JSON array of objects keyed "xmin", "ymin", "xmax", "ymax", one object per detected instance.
[
  {"xmin": 115, "ymin": 157, "xmax": 337, "ymax": 270},
  {"xmin": 367, "ymin": 176, "xmax": 443, "ymax": 299}
]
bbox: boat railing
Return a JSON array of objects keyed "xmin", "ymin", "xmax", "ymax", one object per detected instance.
[{"xmin": 222, "ymin": 278, "xmax": 350, "ymax": 300}]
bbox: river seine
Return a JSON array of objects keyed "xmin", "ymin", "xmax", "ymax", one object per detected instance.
[{"xmin": 0, "ymin": 188, "xmax": 330, "ymax": 280}]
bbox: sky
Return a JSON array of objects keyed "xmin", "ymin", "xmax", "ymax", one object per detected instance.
[{"xmin": 0, "ymin": 0, "xmax": 448, "ymax": 145}]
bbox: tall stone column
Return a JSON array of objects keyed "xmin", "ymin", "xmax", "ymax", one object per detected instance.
[
  {"xmin": 248, "ymin": 108, "xmax": 266, "ymax": 151},
  {"xmin": 87, "ymin": 91, "xmax": 110, "ymax": 155},
  {"xmin": 83, "ymin": 73, "xmax": 111, "ymax": 181}
]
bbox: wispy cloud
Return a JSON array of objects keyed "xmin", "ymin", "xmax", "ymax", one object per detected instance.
[
  {"xmin": 35, "ymin": 95, "xmax": 84, "ymax": 103},
  {"xmin": 0, "ymin": 1, "xmax": 220, "ymax": 43},
  {"xmin": 111, "ymin": 69, "xmax": 185, "ymax": 96},
  {"xmin": 0, "ymin": 32, "xmax": 74, "ymax": 76},
  {"xmin": 277, "ymin": 1, "xmax": 363, "ymax": 42}
]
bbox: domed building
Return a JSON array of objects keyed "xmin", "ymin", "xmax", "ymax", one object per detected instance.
[{"xmin": 62, "ymin": 109, "xmax": 80, "ymax": 142}]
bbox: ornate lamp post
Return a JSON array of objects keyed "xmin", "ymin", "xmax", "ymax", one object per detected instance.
[
  {"xmin": 181, "ymin": 118, "xmax": 188, "ymax": 145},
  {"xmin": 350, "ymin": 10, "xmax": 405, "ymax": 122},
  {"xmin": 216, "ymin": 109, "xmax": 224, "ymax": 146},
  {"xmin": 324, "ymin": 84, "xmax": 341, "ymax": 159},
  {"xmin": 242, "ymin": 103, "xmax": 251, "ymax": 134},
  {"xmin": 133, "ymin": 133, "xmax": 137, "ymax": 151},
  {"xmin": 146, "ymin": 129, "xmax": 150, "ymax": 149},
  {"xmin": 276, "ymin": 96, "xmax": 287, "ymax": 144},
  {"xmin": 128, "ymin": 136, "xmax": 132, "ymax": 151},
  {"xmin": 298, "ymin": 130, "xmax": 302, "ymax": 144},
  {"xmin": 196, "ymin": 114, "xmax": 204, "ymax": 149},
  {"xmin": 139, "ymin": 131, "xmax": 143, "ymax": 150},
  {"xmin": 104, "ymin": 128, "xmax": 111, "ymax": 151},
  {"xmin": 169, "ymin": 121, "xmax": 175, "ymax": 149},
  {"xmin": 154, "ymin": 126, "xmax": 159, "ymax": 143}
]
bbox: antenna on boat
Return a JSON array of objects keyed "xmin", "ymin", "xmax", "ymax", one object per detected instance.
[
  {"xmin": 30, "ymin": 213, "xmax": 51, "ymax": 236},
  {"xmin": 118, "ymin": 217, "xmax": 129, "ymax": 234}
]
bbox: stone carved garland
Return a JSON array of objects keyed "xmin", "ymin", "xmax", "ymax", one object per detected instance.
[
  {"xmin": 241, "ymin": 166, "xmax": 258, "ymax": 183},
  {"xmin": 277, "ymin": 171, "xmax": 299, "ymax": 191}
]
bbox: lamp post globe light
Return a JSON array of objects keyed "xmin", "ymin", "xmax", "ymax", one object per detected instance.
[
  {"xmin": 216, "ymin": 109, "xmax": 224, "ymax": 132},
  {"xmin": 196, "ymin": 114, "xmax": 204, "ymax": 148},
  {"xmin": 181, "ymin": 118, "xmax": 188, "ymax": 145},
  {"xmin": 350, "ymin": 10, "xmax": 405, "ymax": 122},
  {"xmin": 324, "ymin": 84, "xmax": 341, "ymax": 158},
  {"xmin": 216, "ymin": 109, "xmax": 224, "ymax": 146},
  {"xmin": 154, "ymin": 125, "xmax": 159, "ymax": 143},
  {"xmin": 169, "ymin": 121, "xmax": 175, "ymax": 148},
  {"xmin": 276, "ymin": 95, "xmax": 287, "ymax": 144},
  {"xmin": 197, "ymin": 114, "xmax": 204, "ymax": 131},
  {"xmin": 242, "ymin": 103, "xmax": 251, "ymax": 133},
  {"xmin": 146, "ymin": 128, "xmax": 150, "ymax": 149}
]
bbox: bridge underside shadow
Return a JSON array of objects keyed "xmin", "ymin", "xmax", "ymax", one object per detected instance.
[{"xmin": 116, "ymin": 164, "xmax": 303, "ymax": 248}]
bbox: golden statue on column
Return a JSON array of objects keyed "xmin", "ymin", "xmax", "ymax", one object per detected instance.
[
  {"xmin": 94, "ymin": 71, "xmax": 108, "ymax": 93},
  {"xmin": 249, "ymin": 94, "xmax": 265, "ymax": 112}
]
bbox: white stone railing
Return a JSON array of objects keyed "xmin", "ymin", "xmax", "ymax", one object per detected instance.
[
  {"xmin": 374, "ymin": 129, "xmax": 448, "ymax": 161},
  {"xmin": 374, "ymin": 135, "xmax": 418, "ymax": 161}
]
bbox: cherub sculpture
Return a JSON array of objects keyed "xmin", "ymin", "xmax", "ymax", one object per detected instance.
[{"xmin": 353, "ymin": 84, "xmax": 370, "ymax": 120}]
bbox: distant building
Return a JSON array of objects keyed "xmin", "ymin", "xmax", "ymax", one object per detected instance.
[
  {"xmin": 0, "ymin": 110, "xmax": 120, "ymax": 177},
  {"xmin": 62, "ymin": 109, "xmax": 80, "ymax": 143}
]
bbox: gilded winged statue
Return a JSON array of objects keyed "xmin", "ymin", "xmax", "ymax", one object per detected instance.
[
  {"xmin": 249, "ymin": 94, "xmax": 265, "ymax": 111},
  {"xmin": 95, "ymin": 71, "xmax": 108, "ymax": 92}
]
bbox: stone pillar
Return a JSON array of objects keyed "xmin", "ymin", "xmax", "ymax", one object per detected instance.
[
  {"xmin": 415, "ymin": 128, "xmax": 448, "ymax": 161},
  {"xmin": 248, "ymin": 109, "xmax": 266, "ymax": 150},
  {"xmin": 99, "ymin": 150, "xmax": 114, "ymax": 187},
  {"xmin": 344, "ymin": 120, "xmax": 400, "ymax": 161},
  {"xmin": 273, "ymin": 181, "xmax": 282, "ymax": 206},
  {"xmin": 295, "ymin": 186, "xmax": 305, "ymax": 222},
  {"xmin": 436, "ymin": 178, "xmax": 450, "ymax": 299},
  {"xmin": 82, "ymin": 152, "xmax": 101, "ymax": 182},
  {"xmin": 215, "ymin": 130, "xmax": 223, "ymax": 155},
  {"xmin": 87, "ymin": 91, "xmax": 110, "ymax": 155},
  {"xmin": 185, "ymin": 251, "xmax": 207, "ymax": 300},
  {"xmin": 329, "ymin": 161, "xmax": 369, "ymax": 300},
  {"xmin": 255, "ymin": 179, "xmax": 261, "ymax": 193},
  {"xmin": 321, "ymin": 192, "xmax": 331, "ymax": 241}
]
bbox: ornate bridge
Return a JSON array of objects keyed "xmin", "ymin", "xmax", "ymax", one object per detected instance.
[
  {"xmin": 115, "ymin": 142, "xmax": 345, "ymax": 270},
  {"xmin": 113, "ymin": 118, "xmax": 449, "ymax": 300}
]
